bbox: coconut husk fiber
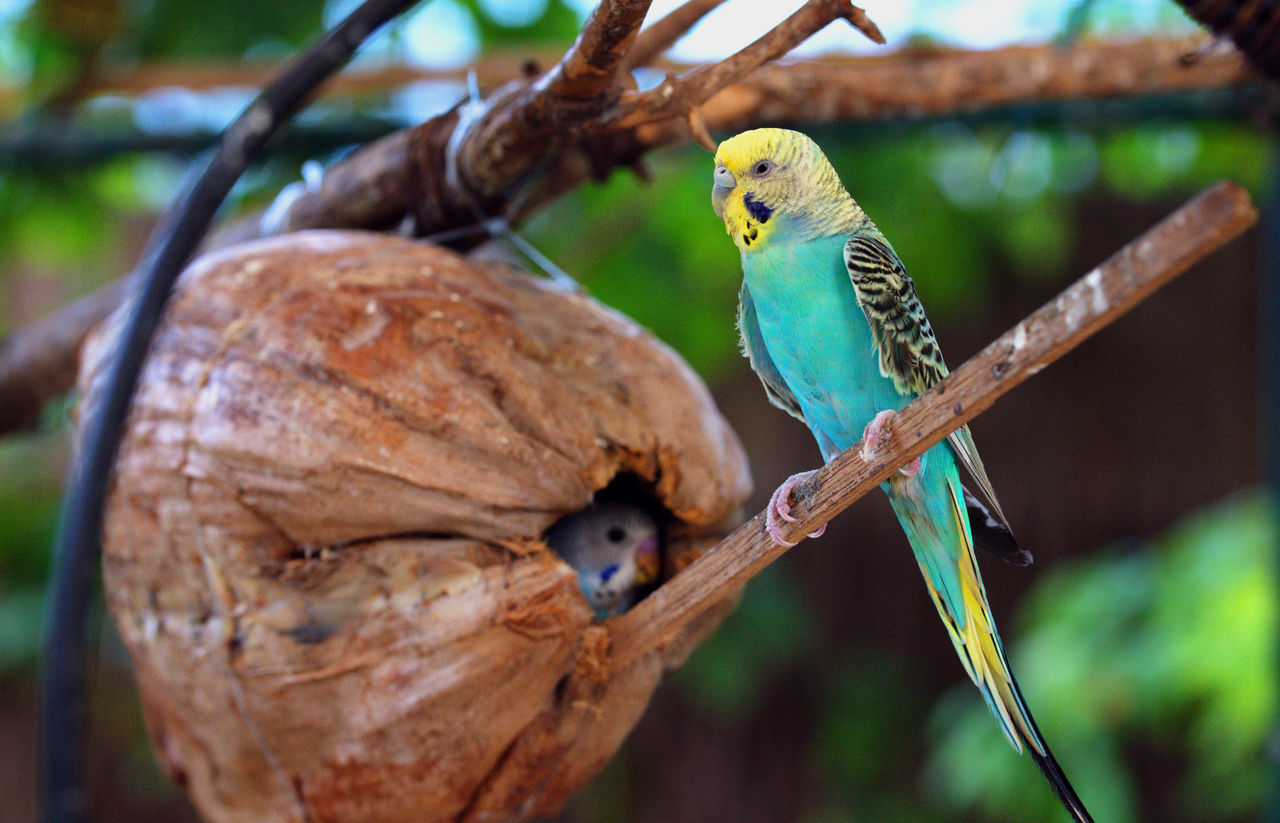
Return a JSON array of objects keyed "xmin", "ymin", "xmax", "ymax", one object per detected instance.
[{"xmin": 77, "ymin": 230, "xmax": 752, "ymax": 823}]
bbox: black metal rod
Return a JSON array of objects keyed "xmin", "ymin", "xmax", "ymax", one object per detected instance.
[
  {"xmin": 1261, "ymin": 136, "xmax": 1280, "ymax": 823},
  {"xmin": 37, "ymin": 2, "xmax": 422, "ymax": 822}
]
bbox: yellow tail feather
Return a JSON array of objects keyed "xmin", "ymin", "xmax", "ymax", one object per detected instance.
[{"xmin": 945, "ymin": 480, "xmax": 1044, "ymax": 757}]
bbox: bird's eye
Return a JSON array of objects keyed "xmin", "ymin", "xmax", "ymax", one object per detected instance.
[
  {"xmin": 752, "ymin": 160, "xmax": 774, "ymax": 177},
  {"xmin": 606, "ymin": 526, "xmax": 626, "ymax": 543}
]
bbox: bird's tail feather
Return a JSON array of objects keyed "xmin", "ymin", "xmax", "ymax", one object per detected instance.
[
  {"xmin": 1007, "ymin": 668, "xmax": 1096, "ymax": 823},
  {"xmin": 930, "ymin": 480, "xmax": 1095, "ymax": 823}
]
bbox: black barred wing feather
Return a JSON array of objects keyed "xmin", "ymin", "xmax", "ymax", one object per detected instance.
[
  {"xmin": 844, "ymin": 232, "xmax": 1024, "ymax": 562},
  {"xmin": 738, "ymin": 282, "xmax": 805, "ymax": 422},
  {"xmin": 842, "ymin": 232, "xmax": 945, "ymax": 396}
]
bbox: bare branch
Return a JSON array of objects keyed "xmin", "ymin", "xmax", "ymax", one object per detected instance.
[
  {"xmin": 705, "ymin": 37, "xmax": 1254, "ymax": 126},
  {"xmin": 278, "ymin": 0, "xmax": 661, "ymax": 238},
  {"xmin": 452, "ymin": 0, "xmax": 654, "ymax": 202},
  {"xmin": 604, "ymin": 181, "xmax": 1257, "ymax": 672},
  {"xmin": 623, "ymin": 0, "xmax": 729, "ymax": 71},
  {"xmin": 611, "ymin": 0, "xmax": 884, "ymax": 128},
  {"xmin": 0, "ymin": 278, "xmax": 127, "ymax": 433},
  {"xmin": 276, "ymin": 1, "xmax": 884, "ymax": 234},
  {"xmin": 542, "ymin": 0, "xmax": 653, "ymax": 103}
]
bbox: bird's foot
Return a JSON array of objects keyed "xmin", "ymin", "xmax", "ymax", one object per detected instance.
[
  {"xmin": 862, "ymin": 409, "xmax": 920, "ymax": 477},
  {"xmin": 860, "ymin": 409, "xmax": 897, "ymax": 461},
  {"xmin": 766, "ymin": 470, "xmax": 825, "ymax": 546}
]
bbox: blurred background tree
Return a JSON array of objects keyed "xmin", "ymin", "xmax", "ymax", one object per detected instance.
[{"xmin": 0, "ymin": 1, "xmax": 1272, "ymax": 822}]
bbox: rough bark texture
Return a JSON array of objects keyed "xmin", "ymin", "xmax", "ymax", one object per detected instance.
[{"xmin": 77, "ymin": 231, "xmax": 750, "ymax": 823}]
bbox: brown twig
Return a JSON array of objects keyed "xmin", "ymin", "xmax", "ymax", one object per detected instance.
[
  {"xmin": 611, "ymin": 0, "xmax": 883, "ymax": 128},
  {"xmin": 444, "ymin": 0, "xmax": 656, "ymax": 209},
  {"xmin": 273, "ymin": 1, "xmax": 880, "ymax": 238},
  {"xmin": 540, "ymin": 0, "xmax": 653, "ymax": 104},
  {"xmin": 0, "ymin": 34, "xmax": 1259, "ymax": 439},
  {"xmin": 605, "ymin": 181, "xmax": 1257, "ymax": 671},
  {"xmin": 0, "ymin": 278, "xmax": 127, "ymax": 433},
  {"xmin": 700, "ymin": 37, "xmax": 1254, "ymax": 126},
  {"xmin": 622, "ymin": 0, "xmax": 729, "ymax": 71}
]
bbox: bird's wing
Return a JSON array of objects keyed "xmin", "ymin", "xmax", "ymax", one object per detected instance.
[
  {"xmin": 738, "ymin": 281, "xmax": 805, "ymax": 422},
  {"xmin": 843, "ymin": 232, "xmax": 1015, "ymax": 537}
]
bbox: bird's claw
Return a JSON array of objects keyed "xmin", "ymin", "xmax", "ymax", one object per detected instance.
[
  {"xmin": 766, "ymin": 470, "xmax": 823, "ymax": 546},
  {"xmin": 862, "ymin": 410, "xmax": 918, "ymax": 476},
  {"xmin": 860, "ymin": 409, "xmax": 897, "ymax": 461}
]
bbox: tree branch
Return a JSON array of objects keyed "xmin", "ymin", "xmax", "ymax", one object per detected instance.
[
  {"xmin": 1174, "ymin": 0, "xmax": 1280, "ymax": 79},
  {"xmin": 0, "ymin": 278, "xmax": 127, "ymax": 433},
  {"xmin": 543, "ymin": 0, "xmax": 653, "ymax": 103},
  {"xmin": 691, "ymin": 36, "xmax": 1253, "ymax": 129},
  {"xmin": 605, "ymin": 180, "xmax": 1257, "ymax": 672},
  {"xmin": 0, "ymin": 36, "xmax": 1259, "ymax": 439},
  {"xmin": 610, "ymin": 0, "xmax": 883, "ymax": 128},
  {"xmin": 276, "ymin": 0, "xmax": 882, "ymax": 234}
]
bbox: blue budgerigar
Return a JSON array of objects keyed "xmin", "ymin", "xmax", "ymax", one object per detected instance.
[
  {"xmin": 711, "ymin": 128, "xmax": 1092, "ymax": 822},
  {"xmin": 544, "ymin": 502, "xmax": 661, "ymax": 617}
]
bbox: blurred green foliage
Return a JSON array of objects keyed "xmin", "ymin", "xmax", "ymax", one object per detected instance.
[
  {"xmin": 457, "ymin": 0, "xmax": 582, "ymax": 47},
  {"xmin": 0, "ymin": 432, "xmax": 66, "ymax": 674},
  {"xmin": 925, "ymin": 490, "xmax": 1276, "ymax": 823},
  {"xmin": 130, "ymin": 0, "xmax": 327, "ymax": 59},
  {"xmin": 808, "ymin": 650, "xmax": 931, "ymax": 822},
  {"xmin": 672, "ymin": 565, "xmax": 817, "ymax": 722}
]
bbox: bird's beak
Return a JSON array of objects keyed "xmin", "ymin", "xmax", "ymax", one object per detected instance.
[
  {"xmin": 712, "ymin": 166, "xmax": 736, "ymax": 220},
  {"xmin": 634, "ymin": 537, "xmax": 660, "ymax": 584}
]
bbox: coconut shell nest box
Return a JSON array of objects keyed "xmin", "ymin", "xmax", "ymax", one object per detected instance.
[{"xmin": 78, "ymin": 230, "xmax": 752, "ymax": 823}]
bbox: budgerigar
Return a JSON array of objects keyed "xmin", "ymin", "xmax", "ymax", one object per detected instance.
[
  {"xmin": 544, "ymin": 502, "xmax": 661, "ymax": 617},
  {"xmin": 711, "ymin": 128, "xmax": 1092, "ymax": 822}
]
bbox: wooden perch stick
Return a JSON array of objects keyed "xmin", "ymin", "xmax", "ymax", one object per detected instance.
[{"xmin": 606, "ymin": 180, "xmax": 1257, "ymax": 673}]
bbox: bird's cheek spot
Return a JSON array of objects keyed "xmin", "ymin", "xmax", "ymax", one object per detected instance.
[
  {"xmin": 599, "ymin": 563, "xmax": 619, "ymax": 582},
  {"xmin": 743, "ymin": 192, "xmax": 773, "ymax": 223}
]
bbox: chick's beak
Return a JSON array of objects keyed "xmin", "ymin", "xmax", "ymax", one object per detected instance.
[
  {"xmin": 712, "ymin": 165, "xmax": 736, "ymax": 220},
  {"xmin": 634, "ymin": 536, "xmax": 660, "ymax": 585}
]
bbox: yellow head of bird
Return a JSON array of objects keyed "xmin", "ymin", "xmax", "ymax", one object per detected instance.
[{"xmin": 712, "ymin": 128, "xmax": 863, "ymax": 252}]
